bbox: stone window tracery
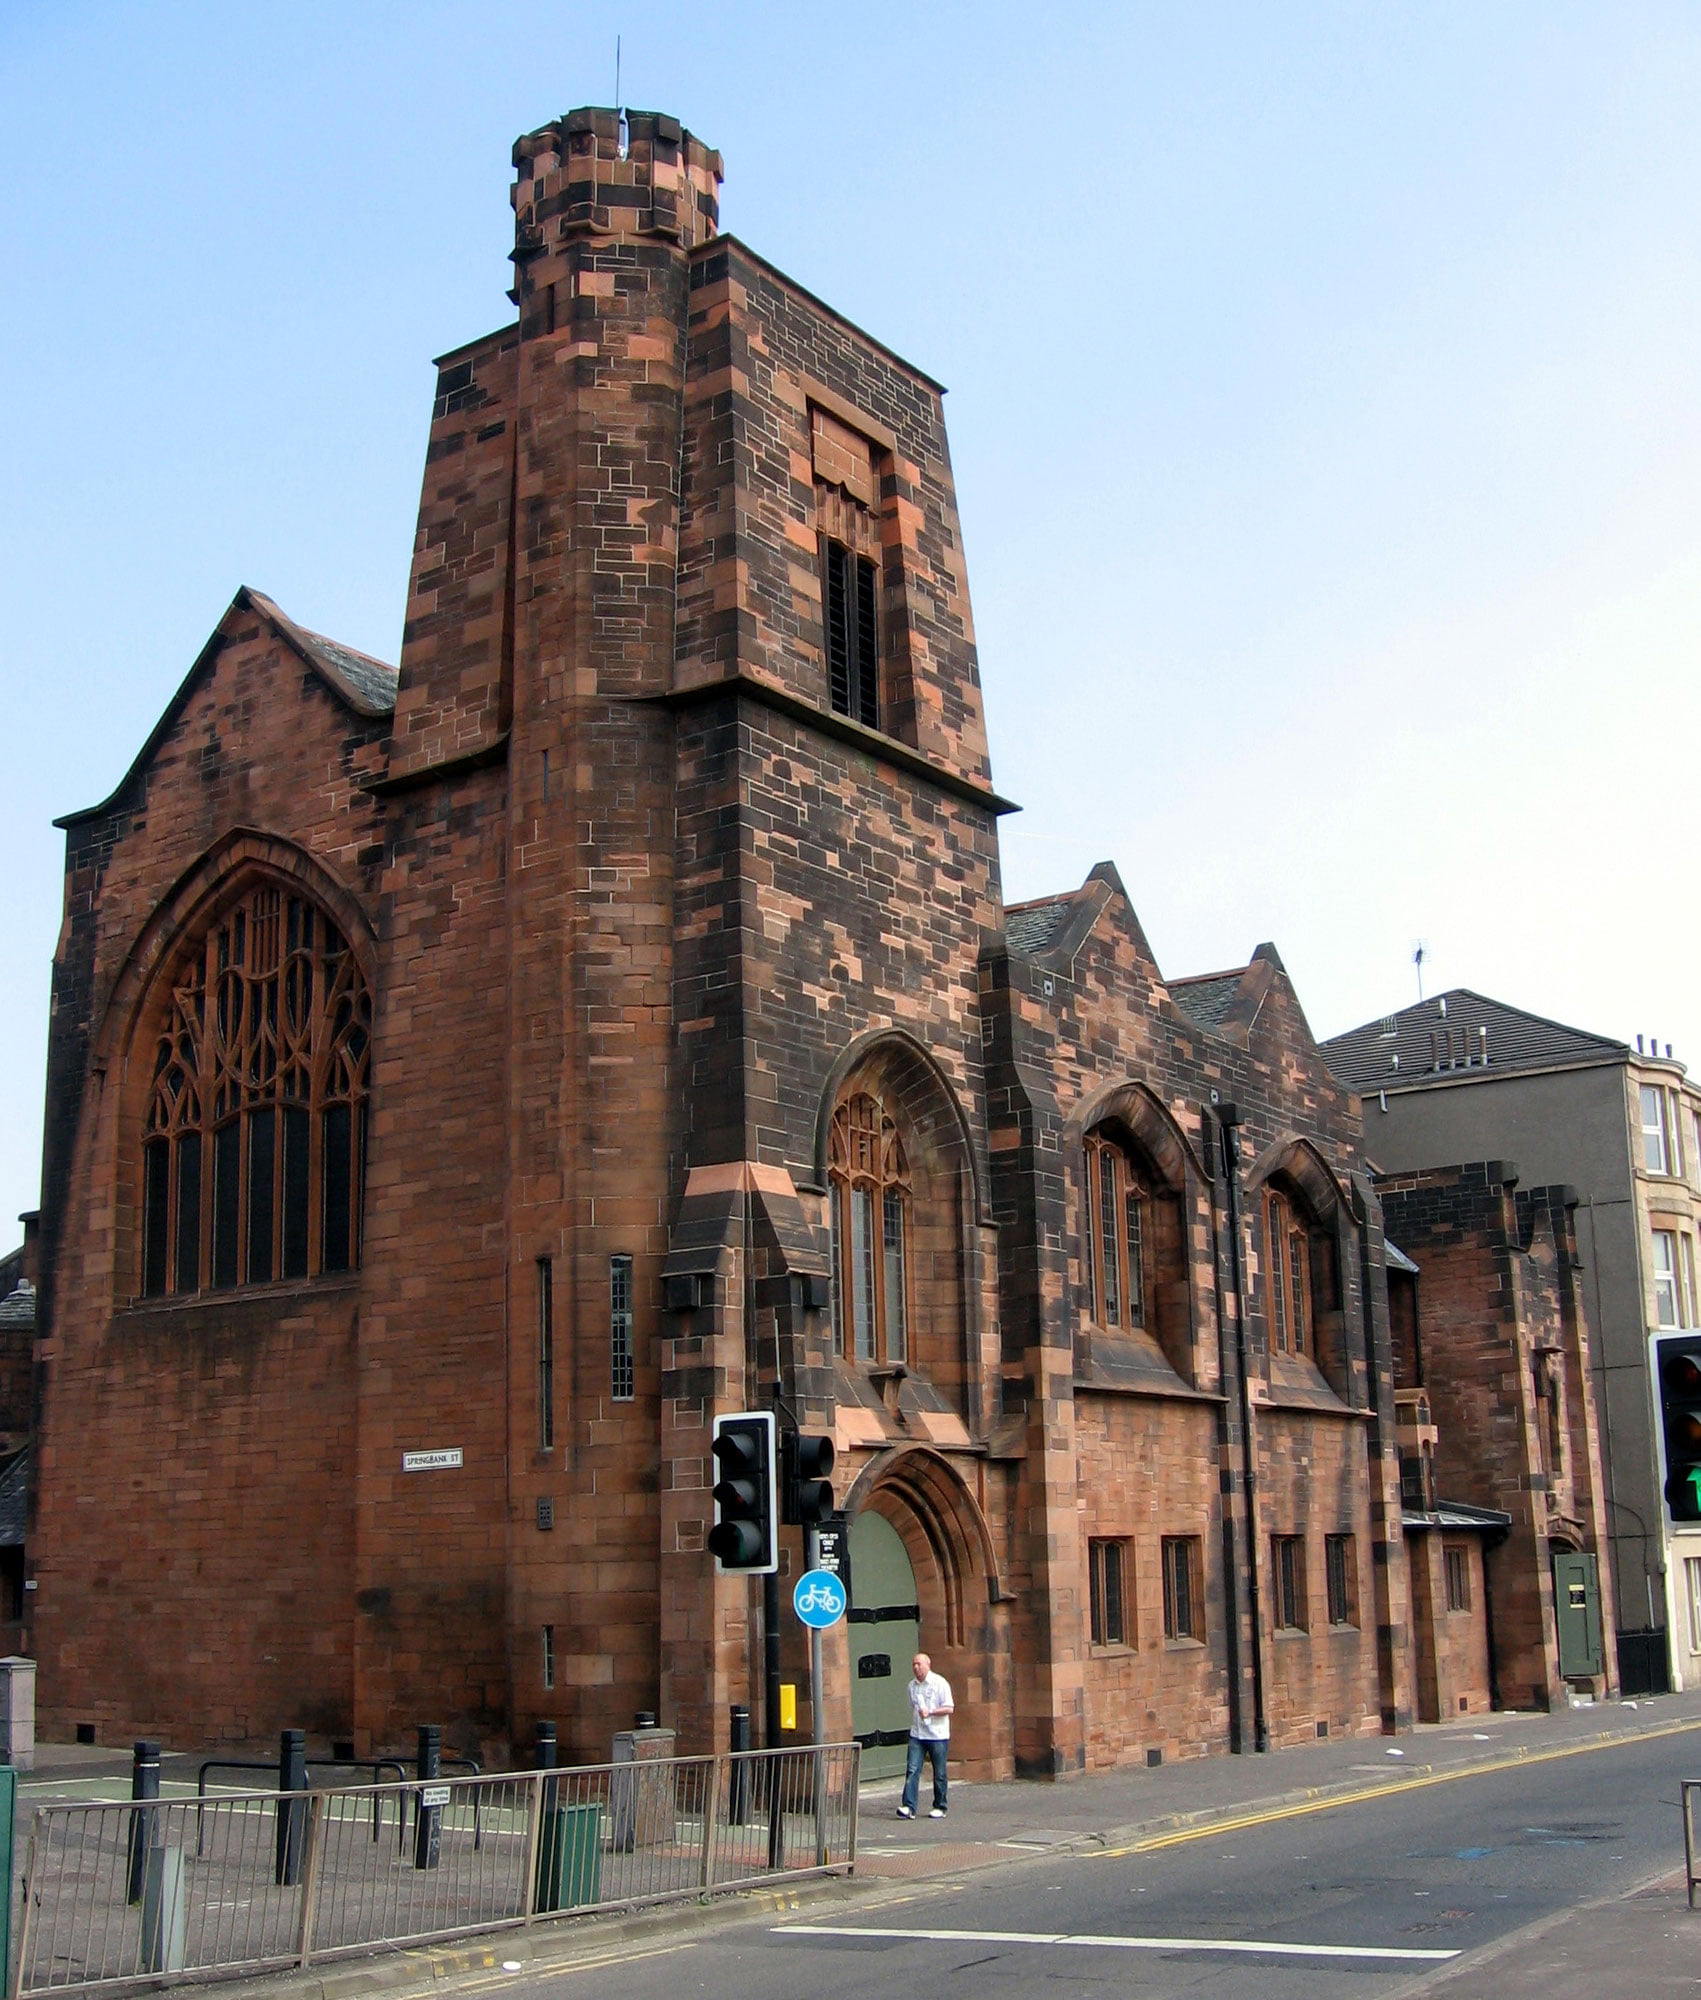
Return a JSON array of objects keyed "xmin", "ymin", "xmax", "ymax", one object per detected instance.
[
  {"xmin": 140, "ymin": 882, "xmax": 370, "ymax": 1297},
  {"xmin": 1085, "ymin": 1133, "xmax": 1150, "ymax": 1330},
  {"xmin": 1263, "ymin": 1187, "xmax": 1315, "ymax": 1357},
  {"xmin": 829, "ymin": 1090, "xmax": 909, "ymax": 1365}
]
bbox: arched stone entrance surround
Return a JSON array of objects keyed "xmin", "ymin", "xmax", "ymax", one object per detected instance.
[{"xmin": 842, "ymin": 1442, "xmax": 1013, "ymax": 1782}]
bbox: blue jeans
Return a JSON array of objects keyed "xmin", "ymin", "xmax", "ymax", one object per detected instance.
[{"xmin": 901, "ymin": 1735, "xmax": 948, "ymax": 1813}]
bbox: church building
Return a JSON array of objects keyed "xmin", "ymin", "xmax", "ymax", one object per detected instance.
[{"xmin": 31, "ymin": 109, "xmax": 1413, "ymax": 1777}]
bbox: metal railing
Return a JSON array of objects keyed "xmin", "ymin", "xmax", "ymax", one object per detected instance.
[
  {"xmin": 1682, "ymin": 1777, "xmax": 1701, "ymax": 1908},
  {"xmin": 10, "ymin": 1742, "xmax": 860, "ymax": 1996}
]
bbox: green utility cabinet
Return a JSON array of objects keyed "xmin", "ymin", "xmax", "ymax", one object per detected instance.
[
  {"xmin": 1553, "ymin": 1551, "xmax": 1605, "ymax": 1679},
  {"xmin": 535, "ymin": 1801, "xmax": 602, "ymax": 1912}
]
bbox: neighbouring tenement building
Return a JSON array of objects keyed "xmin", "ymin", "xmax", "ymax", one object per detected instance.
[
  {"xmin": 33, "ymin": 109, "xmax": 1420, "ymax": 1776},
  {"xmin": 1380, "ymin": 1167, "xmax": 1615, "ymax": 1715},
  {"xmin": 1325, "ymin": 990, "xmax": 1696, "ymax": 1696}
]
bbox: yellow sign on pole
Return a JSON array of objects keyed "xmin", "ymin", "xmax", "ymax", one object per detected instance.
[{"xmin": 779, "ymin": 1682, "xmax": 797, "ymax": 1731}]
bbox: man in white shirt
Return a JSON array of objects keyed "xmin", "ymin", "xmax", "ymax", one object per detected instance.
[{"xmin": 896, "ymin": 1651, "xmax": 954, "ymax": 1818}]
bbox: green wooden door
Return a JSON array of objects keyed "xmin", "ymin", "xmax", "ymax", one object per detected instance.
[
  {"xmin": 848, "ymin": 1512, "xmax": 921, "ymax": 1781},
  {"xmin": 1553, "ymin": 1551, "xmax": 1604, "ymax": 1678}
]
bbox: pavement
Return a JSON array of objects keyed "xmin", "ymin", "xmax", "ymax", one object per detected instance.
[{"xmin": 16, "ymin": 1691, "xmax": 1701, "ymax": 1997}]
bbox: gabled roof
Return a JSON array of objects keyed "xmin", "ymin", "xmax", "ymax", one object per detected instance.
[
  {"xmin": 58, "ymin": 587, "xmax": 398, "ymax": 829},
  {"xmin": 1321, "ymin": 989, "xmax": 1627, "ymax": 1093},
  {"xmin": 1004, "ymin": 896, "xmax": 1076, "ymax": 957},
  {"xmin": 1168, "ymin": 971, "xmax": 1245, "ymax": 1031},
  {"xmin": 0, "ymin": 1282, "xmax": 35, "ymax": 1331},
  {"xmin": 249, "ymin": 591, "xmax": 397, "ymax": 717}
]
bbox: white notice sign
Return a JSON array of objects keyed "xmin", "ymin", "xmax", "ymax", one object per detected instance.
[{"xmin": 402, "ymin": 1449, "xmax": 463, "ymax": 1472}]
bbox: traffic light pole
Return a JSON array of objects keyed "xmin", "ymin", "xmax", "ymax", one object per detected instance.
[
  {"xmin": 807, "ymin": 1525, "xmax": 824, "ymax": 1748},
  {"xmin": 762, "ymin": 1569, "xmax": 782, "ymax": 1749}
]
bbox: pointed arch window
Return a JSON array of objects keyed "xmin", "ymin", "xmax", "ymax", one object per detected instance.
[
  {"xmin": 140, "ymin": 883, "xmax": 370, "ymax": 1297},
  {"xmin": 1263, "ymin": 1187, "xmax": 1313, "ymax": 1357},
  {"xmin": 1085, "ymin": 1133, "xmax": 1149, "ymax": 1330},
  {"xmin": 828, "ymin": 1091, "xmax": 909, "ymax": 1364}
]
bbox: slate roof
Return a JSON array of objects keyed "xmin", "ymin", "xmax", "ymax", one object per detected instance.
[
  {"xmin": 1384, "ymin": 1241, "xmax": 1420, "ymax": 1277},
  {"xmin": 1403, "ymin": 1498, "xmax": 1513, "ymax": 1534},
  {"xmin": 0, "ymin": 1449, "xmax": 26, "ymax": 1549},
  {"xmin": 248, "ymin": 591, "xmax": 398, "ymax": 717},
  {"xmin": 1168, "ymin": 972, "xmax": 1246, "ymax": 1032},
  {"xmin": 0, "ymin": 1281, "xmax": 33, "ymax": 1330},
  {"xmin": 1321, "ymin": 989, "xmax": 1627, "ymax": 1093},
  {"xmin": 1004, "ymin": 897, "xmax": 1075, "ymax": 957}
]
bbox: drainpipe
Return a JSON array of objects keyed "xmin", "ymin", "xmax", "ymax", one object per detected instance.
[
  {"xmin": 1208, "ymin": 1118, "xmax": 1246, "ymax": 1755},
  {"xmin": 1218, "ymin": 1103, "xmax": 1269, "ymax": 1753}
]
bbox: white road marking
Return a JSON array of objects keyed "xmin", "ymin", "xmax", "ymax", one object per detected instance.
[{"xmin": 774, "ymin": 1922, "xmax": 1460, "ymax": 1963}]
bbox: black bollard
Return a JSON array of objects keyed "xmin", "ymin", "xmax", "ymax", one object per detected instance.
[
  {"xmin": 533, "ymin": 1721, "xmax": 560, "ymax": 1911},
  {"xmin": 126, "ymin": 1740, "xmax": 161, "ymax": 1906},
  {"xmin": 413, "ymin": 1725, "xmax": 442, "ymax": 1871},
  {"xmin": 274, "ymin": 1729, "xmax": 308, "ymax": 1886},
  {"xmin": 728, "ymin": 1704, "xmax": 750, "ymax": 1826}
]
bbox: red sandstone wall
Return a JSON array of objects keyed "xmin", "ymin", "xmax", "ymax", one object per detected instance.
[{"xmin": 35, "ymin": 605, "xmax": 389, "ymax": 1746}]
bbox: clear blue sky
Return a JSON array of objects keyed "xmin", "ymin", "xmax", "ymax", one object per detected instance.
[{"xmin": 5, "ymin": 2, "xmax": 1700, "ymax": 1239}]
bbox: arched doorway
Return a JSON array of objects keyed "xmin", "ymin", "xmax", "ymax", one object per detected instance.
[{"xmin": 848, "ymin": 1511, "xmax": 920, "ymax": 1779}]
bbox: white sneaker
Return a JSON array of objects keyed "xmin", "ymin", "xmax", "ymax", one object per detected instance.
[
  {"xmin": 929, "ymin": 1807, "xmax": 946, "ymax": 1817},
  {"xmin": 895, "ymin": 1805, "xmax": 913, "ymax": 1818}
]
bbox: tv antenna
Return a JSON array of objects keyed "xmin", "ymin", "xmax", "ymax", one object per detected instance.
[{"xmin": 1413, "ymin": 941, "xmax": 1427, "ymax": 1003}]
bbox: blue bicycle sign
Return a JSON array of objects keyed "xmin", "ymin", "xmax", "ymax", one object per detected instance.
[{"xmin": 792, "ymin": 1568, "xmax": 848, "ymax": 1628}]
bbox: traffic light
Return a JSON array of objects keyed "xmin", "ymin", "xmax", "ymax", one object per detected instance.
[
  {"xmin": 708, "ymin": 1412, "xmax": 777, "ymax": 1573},
  {"xmin": 1657, "ymin": 1334, "xmax": 1701, "ymax": 1524},
  {"xmin": 782, "ymin": 1432, "xmax": 836, "ymax": 1527}
]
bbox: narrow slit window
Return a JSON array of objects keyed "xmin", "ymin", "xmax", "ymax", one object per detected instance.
[
  {"xmin": 610, "ymin": 1254, "xmax": 635, "ymax": 1402},
  {"xmin": 538, "ymin": 1257, "xmax": 556, "ymax": 1448},
  {"xmin": 823, "ymin": 538, "xmax": 880, "ymax": 729}
]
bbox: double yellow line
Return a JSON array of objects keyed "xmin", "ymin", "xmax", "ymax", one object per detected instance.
[{"xmin": 1095, "ymin": 1717, "xmax": 1701, "ymax": 1858}]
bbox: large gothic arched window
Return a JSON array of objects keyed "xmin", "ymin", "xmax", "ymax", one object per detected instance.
[
  {"xmin": 828, "ymin": 1091, "xmax": 909, "ymax": 1365},
  {"xmin": 140, "ymin": 883, "xmax": 370, "ymax": 1297}
]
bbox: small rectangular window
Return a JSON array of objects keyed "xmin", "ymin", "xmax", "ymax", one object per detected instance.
[
  {"xmin": 1088, "ymin": 1538, "xmax": 1130, "ymax": 1646},
  {"xmin": 1325, "ymin": 1533, "xmax": 1356, "ymax": 1626},
  {"xmin": 541, "ymin": 1624, "xmax": 556, "ymax": 1691},
  {"xmin": 1643, "ymin": 1084, "xmax": 1674, "ymax": 1175},
  {"xmin": 1272, "ymin": 1535, "xmax": 1307, "ymax": 1631},
  {"xmin": 1655, "ymin": 1230, "xmax": 1683, "ymax": 1329},
  {"xmin": 610, "ymin": 1255, "xmax": 635, "ymax": 1402},
  {"xmin": 537, "ymin": 1257, "xmax": 555, "ymax": 1448},
  {"xmin": 1161, "ymin": 1535, "xmax": 1204, "ymax": 1643},
  {"xmin": 1444, "ymin": 1544, "xmax": 1471, "ymax": 1613}
]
